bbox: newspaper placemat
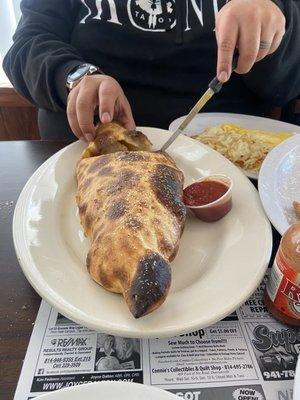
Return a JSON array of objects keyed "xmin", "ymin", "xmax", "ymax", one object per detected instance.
[{"xmin": 14, "ymin": 273, "xmax": 298, "ymax": 400}]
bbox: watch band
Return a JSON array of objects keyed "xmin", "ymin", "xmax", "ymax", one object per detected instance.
[{"xmin": 66, "ymin": 64, "xmax": 102, "ymax": 91}]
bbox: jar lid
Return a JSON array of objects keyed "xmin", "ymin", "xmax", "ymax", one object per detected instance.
[{"xmin": 281, "ymin": 223, "xmax": 300, "ymax": 271}]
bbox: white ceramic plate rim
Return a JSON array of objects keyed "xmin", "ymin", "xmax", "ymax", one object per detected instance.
[
  {"xmin": 13, "ymin": 127, "xmax": 272, "ymax": 338},
  {"xmin": 169, "ymin": 112, "xmax": 300, "ymax": 180},
  {"xmin": 34, "ymin": 381, "xmax": 180, "ymax": 400},
  {"xmin": 258, "ymin": 135, "xmax": 300, "ymax": 235}
]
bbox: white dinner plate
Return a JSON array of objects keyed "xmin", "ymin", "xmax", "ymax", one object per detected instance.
[
  {"xmin": 35, "ymin": 381, "xmax": 180, "ymax": 400},
  {"xmin": 258, "ymin": 135, "xmax": 300, "ymax": 235},
  {"xmin": 169, "ymin": 113, "xmax": 300, "ymax": 179},
  {"xmin": 13, "ymin": 127, "xmax": 272, "ymax": 338},
  {"xmin": 294, "ymin": 356, "xmax": 300, "ymax": 400}
]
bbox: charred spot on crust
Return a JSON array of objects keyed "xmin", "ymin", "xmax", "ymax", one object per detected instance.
[
  {"xmin": 107, "ymin": 170, "xmax": 139, "ymax": 195},
  {"xmin": 106, "ymin": 182, "xmax": 119, "ymax": 196},
  {"xmin": 107, "ymin": 199, "xmax": 128, "ymax": 220},
  {"xmin": 119, "ymin": 169, "xmax": 138, "ymax": 181},
  {"xmin": 118, "ymin": 152, "xmax": 149, "ymax": 162},
  {"xmin": 88, "ymin": 161, "xmax": 101, "ymax": 174},
  {"xmin": 151, "ymin": 164, "xmax": 186, "ymax": 222},
  {"xmin": 126, "ymin": 217, "xmax": 142, "ymax": 230},
  {"xmin": 118, "ymin": 169, "xmax": 139, "ymax": 187},
  {"xmin": 86, "ymin": 251, "xmax": 92, "ymax": 272},
  {"xmin": 85, "ymin": 214, "xmax": 93, "ymax": 230},
  {"xmin": 98, "ymin": 166, "xmax": 113, "ymax": 176},
  {"xmin": 93, "ymin": 198, "xmax": 102, "ymax": 210},
  {"xmin": 82, "ymin": 177, "xmax": 92, "ymax": 191},
  {"xmin": 128, "ymin": 252, "xmax": 171, "ymax": 318},
  {"xmin": 88, "ymin": 155, "xmax": 110, "ymax": 173},
  {"xmin": 159, "ymin": 238, "xmax": 174, "ymax": 258},
  {"xmin": 79, "ymin": 203, "xmax": 87, "ymax": 215},
  {"xmin": 99, "ymin": 270, "xmax": 112, "ymax": 289},
  {"xmin": 114, "ymin": 268, "xmax": 128, "ymax": 285}
]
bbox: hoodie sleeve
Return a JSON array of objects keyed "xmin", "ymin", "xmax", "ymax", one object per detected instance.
[
  {"xmin": 3, "ymin": 0, "xmax": 85, "ymax": 112},
  {"xmin": 243, "ymin": 0, "xmax": 300, "ymax": 105}
]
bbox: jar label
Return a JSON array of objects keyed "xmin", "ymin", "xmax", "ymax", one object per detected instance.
[{"xmin": 266, "ymin": 249, "xmax": 300, "ymax": 320}]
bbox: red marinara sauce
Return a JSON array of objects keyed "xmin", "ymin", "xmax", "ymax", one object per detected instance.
[
  {"xmin": 183, "ymin": 180, "xmax": 228, "ymax": 207},
  {"xmin": 183, "ymin": 178, "xmax": 232, "ymax": 222}
]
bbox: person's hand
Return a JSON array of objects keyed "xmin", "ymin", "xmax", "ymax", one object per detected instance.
[
  {"xmin": 215, "ymin": 0, "xmax": 286, "ymax": 82},
  {"xmin": 67, "ymin": 74, "xmax": 135, "ymax": 142}
]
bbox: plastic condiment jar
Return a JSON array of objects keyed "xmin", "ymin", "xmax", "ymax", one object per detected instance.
[{"xmin": 265, "ymin": 222, "xmax": 300, "ymax": 326}]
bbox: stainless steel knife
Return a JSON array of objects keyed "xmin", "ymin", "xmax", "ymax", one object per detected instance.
[{"xmin": 160, "ymin": 53, "xmax": 239, "ymax": 152}]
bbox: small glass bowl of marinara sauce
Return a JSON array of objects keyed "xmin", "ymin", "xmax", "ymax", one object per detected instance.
[{"xmin": 183, "ymin": 175, "xmax": 233, "ymax": 222}]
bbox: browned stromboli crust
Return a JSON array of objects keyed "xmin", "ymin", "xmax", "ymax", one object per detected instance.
[{"xmin": 76, "ymin": 123, "xmax": 186, "ymax": 318}]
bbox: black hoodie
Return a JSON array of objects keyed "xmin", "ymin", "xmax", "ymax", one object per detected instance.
[{"xmin": 3, "ymin": 0, "xmax": 300, "ymax": 139}]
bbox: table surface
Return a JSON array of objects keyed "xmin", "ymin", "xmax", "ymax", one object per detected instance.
[
  {"xmin": 0, "ymin": 141, "xmax": 70, "ymax": 399},
  {"xmin": 0, "ymin": 140, "xmax": 281, "ymax": 400}
]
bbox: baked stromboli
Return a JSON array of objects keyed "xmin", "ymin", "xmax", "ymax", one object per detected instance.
[{"xmin": 76, "ymin": 123, "xmax": 186, "ymax": 318}]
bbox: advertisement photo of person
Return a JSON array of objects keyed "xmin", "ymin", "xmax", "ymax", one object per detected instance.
[
  {"xmin": 94, "ymin": 334, "xmax": 141, "ymax": 372},
  {"xmin": 115, "ymin": 338, "xmax": 141, "ymax": 370},
  {"xmin": 95, "ymin": 334, "xmax": 121, "ymax": 371}
]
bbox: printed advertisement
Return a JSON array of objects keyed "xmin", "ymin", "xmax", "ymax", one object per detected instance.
[
  {"xmin": 168, "ymin": 385, "xmax": 267, "ymax": 400},
  {"xmin": 238, "ymin": 275, "xmax": 271, "ymax": 321},
  {"xmin": 149, "ymin": 322, "xmax": 258, "ymax": 385},
  {"xmin": 245, "ymin": 322, "xmax": 299, "ymax": 382},
  {"xmin": 28, "ymin": 310, "xmax": 143, "ymax": 394},
  {"xmin": 14, "ymin": 273, "xmax": 297, "ymax": 400}
]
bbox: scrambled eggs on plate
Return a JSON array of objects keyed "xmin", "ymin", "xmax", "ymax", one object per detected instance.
[{"xmin": 193, "ymin": 124, "xmax": 293, "ymax": 173}]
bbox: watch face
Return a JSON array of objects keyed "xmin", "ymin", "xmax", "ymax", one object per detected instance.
[{"xmin": 69, "ymin": 64, "xmax": 90, "ymax": 81}]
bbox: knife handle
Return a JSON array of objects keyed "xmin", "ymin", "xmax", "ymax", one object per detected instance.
[{"xmin": 209, "ymin": 51, "xmax": 239, "ymax": 93}]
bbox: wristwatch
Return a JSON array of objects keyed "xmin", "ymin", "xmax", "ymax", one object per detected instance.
[{"xmin": 66, "ymin": 63, "xmax": 102, "ymax": 91}]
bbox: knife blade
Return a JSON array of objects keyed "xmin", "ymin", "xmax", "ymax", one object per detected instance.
[{"xmin": 160, "ymin": 53, "xmax": 239, "ymax": 152}]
